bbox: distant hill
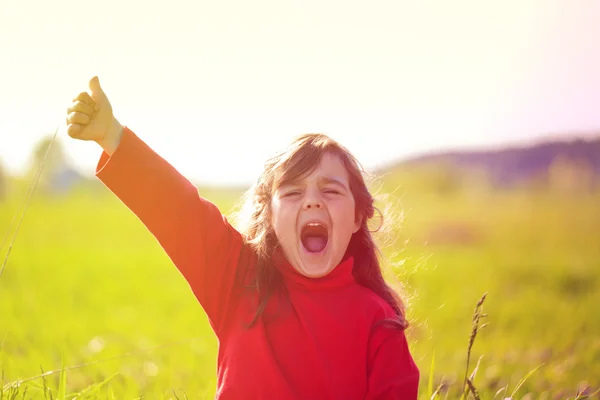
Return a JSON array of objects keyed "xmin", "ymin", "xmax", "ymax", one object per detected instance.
[{"xmin": 378, "ymin": 134, "xmax": 600, "ymax": 190}]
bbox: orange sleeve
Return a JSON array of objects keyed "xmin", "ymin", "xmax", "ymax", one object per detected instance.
[
  {"xmin": 366, "ymin": 326, "xmax": 420, "ymax": 400},
  {"xmin": 95, "ymin": 126, "xmax": 248, "ymax": 336}
]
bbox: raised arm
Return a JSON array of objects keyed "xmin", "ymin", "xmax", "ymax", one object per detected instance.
[{"xmin": 65, "ymin": 77, "xmax": 249, "ymax": 335}]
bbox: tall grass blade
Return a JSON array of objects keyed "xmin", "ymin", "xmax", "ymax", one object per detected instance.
[
  {"xmin": 57, "ymin": 357, "xmax": 66, "ymax": 400},
  {"xmin": 573, "ymin": 388, "xmax": 600, "ymax": 399},
  {"xmin": 428, "ymin": 351, "xmax": 435, "ymax": 398},
  {"xmin": 466, "ymin": 378, "xmax": 481, "ymax": 400},
  {"xmin": 469, "ymin": 355, "xmax": 483, "ymax": 382},
  {"xmin": 494, "ymin": 386, "xmax": 507, "ymax": 399},
  {"xmin": 509, "ymin": 364, "xmax": 544, "ymax": 398},
  {"xmin": 9, "ymin": 386, "xmax": 19, "ymax": 400},
  {"xmin": 19, "ymin": 385, "xmax": 27, "ymax": 400},
  {"xmin": 40, "ymin": 365, "xmax": 53, "ymax": 400},
  {"xmin": 0, "ymin": 127, "xmax": 58, "ymax": 278},
  {"xmin": 71, "ymin": 372, "xmax": 118, "ymax": 399},
  {"xmin": 107, "ymin": 384, "xmax": 116, "ymax": 400}
]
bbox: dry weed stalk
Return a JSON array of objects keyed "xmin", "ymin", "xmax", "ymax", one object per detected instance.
[{"xmin": 461, "ymin": 292, "xmax": 488, "ymax": 400}]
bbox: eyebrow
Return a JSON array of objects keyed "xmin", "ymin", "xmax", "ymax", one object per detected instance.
[
  {"xmin": 321, "ymin": 176, "xmax": 349, "ymax": 191},
  {"xmin": 278, "ymin": 176, "xmax": 349, "ymax": 191}
]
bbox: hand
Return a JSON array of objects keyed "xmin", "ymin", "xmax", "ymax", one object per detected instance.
[{"xmin": 66, "ymin": 76, "xmax": 123, "ymax": 154}]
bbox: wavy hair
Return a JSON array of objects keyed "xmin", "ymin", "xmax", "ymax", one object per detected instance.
[{"xmin": 235, "ymin": 133, "xmax": 408, "ymax": 330}]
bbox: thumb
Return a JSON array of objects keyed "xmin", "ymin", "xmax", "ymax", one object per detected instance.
[{"xmin": 88, "ymin": 76, "xmax": 107, "ymax": 102}]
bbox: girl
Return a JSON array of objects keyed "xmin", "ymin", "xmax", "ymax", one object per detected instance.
[{"xmin": 65, "ymin": 77, "xmax": 420, "ymax": 399}]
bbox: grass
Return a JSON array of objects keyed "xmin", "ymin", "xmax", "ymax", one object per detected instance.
[{"xmin": 0, "ymin": 168, "xmax": 599, "ymax": 399}]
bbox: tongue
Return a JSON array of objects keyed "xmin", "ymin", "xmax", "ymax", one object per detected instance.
[{"xmin": 304, "ymin": 236, "xmax": 327, "ymax": 253}]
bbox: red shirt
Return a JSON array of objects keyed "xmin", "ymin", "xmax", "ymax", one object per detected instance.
[{"xmin": 96, "ymin": 127, "xmax": 420, "ymax": 399}]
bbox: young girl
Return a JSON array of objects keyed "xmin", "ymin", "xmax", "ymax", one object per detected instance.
[{"xmin": 65, "ymin": 77, "xmax": 420, "ymax": 399}]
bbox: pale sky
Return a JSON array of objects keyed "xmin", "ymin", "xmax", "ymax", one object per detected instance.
[{"xmin": 1, "ymin": 0, "xmax": 599, "ymax": 186}]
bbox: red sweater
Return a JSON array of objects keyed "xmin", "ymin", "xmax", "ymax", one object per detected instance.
[{"xmin": 96, "ymin": 127, "xmax": 420, "ymax": 399}]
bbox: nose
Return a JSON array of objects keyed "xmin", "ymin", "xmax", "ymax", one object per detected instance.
[
  {"xmin": 302, "ymin": 189, "xmax": 323, "ymax": 210},
  {"xmin": 303, "ymin": 201, "xmax": 322, "ymax": 209}
]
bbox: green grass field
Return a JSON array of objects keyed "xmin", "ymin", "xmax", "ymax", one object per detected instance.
[{"xmin": 1, "ymin": 171, "xmax": 599, "ymax": 399}]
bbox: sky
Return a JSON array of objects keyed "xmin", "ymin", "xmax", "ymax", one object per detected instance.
[{"xmin": 1, "ymin": 0, "xmax": 600, "ymax": 186}]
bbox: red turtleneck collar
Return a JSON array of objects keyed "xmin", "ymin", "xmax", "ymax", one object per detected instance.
[{"xmin": 272, "ymin": 249, "xmax": 356, "ymax": 291}]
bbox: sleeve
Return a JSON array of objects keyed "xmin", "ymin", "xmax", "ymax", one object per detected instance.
[
  {"xmin": 366, "ymin": 325, "xmax": 420, "ymax": 400},
  {"xmin": 95, "ymin": 126, "xmax": 248, "ymax": 335}
]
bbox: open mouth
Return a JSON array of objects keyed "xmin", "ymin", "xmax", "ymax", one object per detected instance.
[{"xmin": 300, "ymin": 222, "xmax": 329, "ymax": 253}]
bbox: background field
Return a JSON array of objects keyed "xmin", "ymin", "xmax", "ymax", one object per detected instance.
[{"xmin": 1, "ymin": 159, "xmax": 599, "ymax": 399}]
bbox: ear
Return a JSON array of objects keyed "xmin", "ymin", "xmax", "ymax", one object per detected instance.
[{"xmin": 353, "ymin": 212, "xmax": 362, "ymax": 233}]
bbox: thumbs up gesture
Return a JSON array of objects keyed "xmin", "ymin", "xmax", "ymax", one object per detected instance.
[{"xmin": 66, "ymin": 76, "xmax": 123, "ymax": 154}]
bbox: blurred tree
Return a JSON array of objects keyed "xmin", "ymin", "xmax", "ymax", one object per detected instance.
[
  {"xmin": 548, "ymin": 154, "xmax": 597, "ymax": 196},
  {"xmin": 32, "ymin": 134, "xmax": 64, "ymax": 171},
  {"xmin": 28, "ymin": 134, "xmax": 70, "ymax": 194},
  {"xmin": 433, "ymin": 161, "xmax": 462, "ymax": 195},
  {"xmin": 417, "ymin": 160, "xmax": 465, "ymax": 196}
]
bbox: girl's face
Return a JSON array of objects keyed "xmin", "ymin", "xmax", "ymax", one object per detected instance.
[{"xmin": 270, "ymin": 152, "xmax": 361, "ymax": 278}]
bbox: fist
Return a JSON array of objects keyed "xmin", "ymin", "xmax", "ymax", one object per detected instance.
[{"xmin": 66, "ymin": 77, "xmax": 120, "ymax": 146}]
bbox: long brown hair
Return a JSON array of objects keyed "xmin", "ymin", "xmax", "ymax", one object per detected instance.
[{"xmin": 235, "ymin": 133, "xmax": 409, "ymax": 330}]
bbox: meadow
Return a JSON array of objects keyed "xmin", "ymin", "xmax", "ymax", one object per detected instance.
[{"xmin": 0, "ymin": 165, "xmax": 599, "ymax": 399}]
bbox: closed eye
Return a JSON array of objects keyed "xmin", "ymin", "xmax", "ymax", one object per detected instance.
[
  {"xmin": 323, "ymin": 189, "xmax": 341, "ymax": 195},
  {"xmin": 283, "ymin": 191, "xmax": 302, "ymax": 197}
]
